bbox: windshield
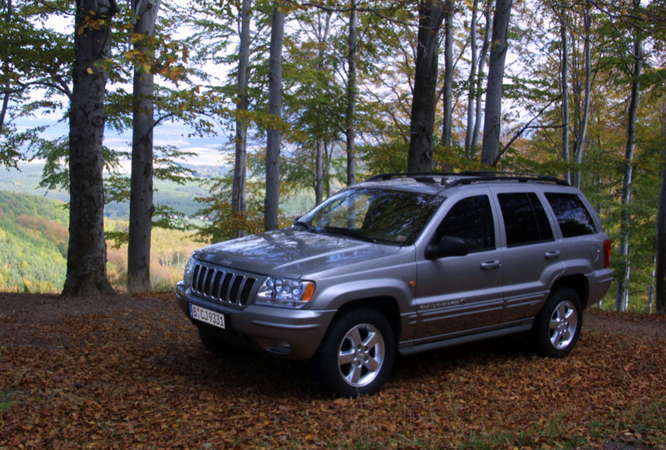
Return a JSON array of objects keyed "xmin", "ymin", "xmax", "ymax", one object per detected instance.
[{"xmin": 297, "ymin": 188, "xmax": 444, "ymax": 245}]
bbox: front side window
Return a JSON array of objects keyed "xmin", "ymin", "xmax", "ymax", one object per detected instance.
[
  {"xmin": 498, "ymin": 193, "xmax": 554, "ymax": 247},
  {"xmin": 433, "ymin": 195, "xmax": 495, "ymax": 252},
  {"xmin": 545, "ymin": 193, "xmax": 597, "ymax": 238},
  {"xmin": 299, "ymin": 188, "xmax": 444, "ymax": 245}
]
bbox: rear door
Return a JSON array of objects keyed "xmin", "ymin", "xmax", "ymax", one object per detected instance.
[
  {"xmin": 494, "ymin": 188, "xmax": 564, "ymax": 321},
  {"xmin": 414, "ymin": 190, "xmax": 505, "ymax": 340}
]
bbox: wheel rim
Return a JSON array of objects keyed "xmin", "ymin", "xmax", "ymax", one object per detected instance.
[
  {"xmin": 549, "ymin": 300, "xmax": 578, "ymax": 349},
  {"xmin": 337, "ymin": 323, "xmax": 385, "ymax": 388}
]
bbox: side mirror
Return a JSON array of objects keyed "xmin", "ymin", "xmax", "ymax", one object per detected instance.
[{"xmin": 425, "ymin": 236, "xmax": 469, "ymax": 260}]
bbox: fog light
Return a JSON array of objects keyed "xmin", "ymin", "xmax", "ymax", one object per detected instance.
[{"xmin": 270, "ymin": 340, "xmax": 291, "ymax": 354}]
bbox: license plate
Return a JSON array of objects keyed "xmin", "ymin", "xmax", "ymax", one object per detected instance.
[{"xmin": 189, "ymin": 304, "xmax": 226, "ymax": 329}]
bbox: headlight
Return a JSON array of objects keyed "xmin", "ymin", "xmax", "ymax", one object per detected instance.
[
  {"xmin": 184, "ymin": 257, "xmax": 196, "ymax": 285},
  {"xmin": 255, "ymin": 277, "xmax": 315, "ymax": 309}
]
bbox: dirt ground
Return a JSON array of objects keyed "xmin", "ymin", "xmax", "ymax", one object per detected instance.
[{"xmin": 1, "ymin": 292, "xmax": 665, "ymax": 449}]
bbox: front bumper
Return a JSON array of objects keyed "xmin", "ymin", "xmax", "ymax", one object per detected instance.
[{"xmin": 176, "ymin": 281, "xmax": 336, "ymax": 360}]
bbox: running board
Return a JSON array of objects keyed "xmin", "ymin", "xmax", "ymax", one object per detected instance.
[{"xmin": 398, "ymin": 321, "xmax": 534, "ymax": 356}]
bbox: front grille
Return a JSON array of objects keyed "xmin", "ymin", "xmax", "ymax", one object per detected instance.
[{"xmin": 191, "ymin": 263, "xmax": 256, "ymax": 306}]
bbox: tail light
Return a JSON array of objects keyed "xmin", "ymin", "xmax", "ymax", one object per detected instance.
[{"xmin": 603, "ymin": 239, "xmax": 611, "ymax": 268}]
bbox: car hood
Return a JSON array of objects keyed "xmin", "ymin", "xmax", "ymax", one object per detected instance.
[{"xmin": 192, "ymin": 228, "xmax": 402, "ymax": 277}]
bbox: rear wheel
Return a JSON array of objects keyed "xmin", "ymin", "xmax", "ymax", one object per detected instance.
[
  {"xmin": 532, "ymin": 287, "xmax": 582, "ymax": 358},
  {"xmin": 310, "ymin": 308, "xmax": 395, "ymax": 398}
]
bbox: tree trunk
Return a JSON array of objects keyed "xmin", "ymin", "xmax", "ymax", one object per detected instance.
[
  {"xmin": 471, "ymin": 0, "xmax": 492, "ymax": 152},
  {"xmin": 480, "ymin": 0, "xmax": 513, "ymax": 167},
  {"xmin": 441, "ymin": 0, "xmax": 454, "ymax": 149},
  {"xmin": 63, "ymin": 0, "xmax": 119, "ymax": 297},
  {"xmin": 464, "ymin": 0, "xmax": 478, "ymax": 157},
  {"xmin": 346, "ymin": 0, "xmax": 357, "ymax": 186},
  {"xmin": 264, "ymin": 3, "xmax": 284, "ymax": 231},
  {"xmin": 656, "ymin": 109, "xmax": 666, "ymax": 314},
  {"xmin": 615, "ymin": 28, "xmax": 643, "ymax": 313},
  {"xmin": 572, "ymin": 4, "xmax": 591, "ymax": 189},
  {"xmin": 561, "ymin": 23, "xmax": 571, "ymax": 185},
  {"xmin": 315, "ymin": 139, "xmax": 324, "ymax": 204},
  {"xmin": 231, "ymin": 0, "xmax": 251, "ymax": 237},
  {"xmin": 127, "ymin": 0, "xmax": 160, "ymax": 294},
  {"xmin": 407, "ymin": 0, "xmax": 446, "ymax": 173},
  {"xmin": 0, "ymin": 0, "xmax": 11, "ymax": 136}
]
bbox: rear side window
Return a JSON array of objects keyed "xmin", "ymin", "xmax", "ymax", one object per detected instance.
[
  {"xmin": 544, "ymin": 193, "xmax": 597, "ymax": 238},
  {"xmin": 498, "ymin": 193, "xmax": 554, "ymax": 247},
  {"xmin": 434, "ymin": 195, "xmax": 495, "ymax": 252}
]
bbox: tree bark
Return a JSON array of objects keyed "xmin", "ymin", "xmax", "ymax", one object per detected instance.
[
  {"xmin": 346, "ymin": 0, "xmax": 357, "ymax": 186},
  {"xmin": 407, "ymin": 0, "xmax": 446, "ymax": 173},
  {"xmin": 63, "ymin": 0, "xmax": 119, "ymax": 297},
  {"xmin": 616, "ymin": 28, "xmax": 643, "ymax": 313},
  {"xmin": 441, "ymin": 0, "xmax": 454, "ymax": 149},
  {"xmin": 656, "ymin": 108, "xmax": 666, "ymax": 314},
  {"xmin": 480, "ymin": 0, "xmax": 513, "ymax": 167},
  {"xmin": 0, "ymin": 0, "xmax": 12, "ymax": 136},
  {"xmin": 571, "ymin": 4, "xmax": 591, "ymax": 189},
  {"xmin": 265, "ymin": 3, "xmax": 284, "ymax": 231},
  {"xmin": 231, "ymin": 0, "xmax": 251, "ymax": 237},
  {"xmin": 127, "ymin": 0, "xmax": 160, "ymax": 294},
  {"xmin": 471, "ymin": 0, "xmax": 492, "ymax": 152},
  {"xmin": 560, "ymin": 23, "xmax": 571, "ymax": 185},
  {"xmin": 464, "ymin": 0, "xmax": 478, "ymax": 157}
]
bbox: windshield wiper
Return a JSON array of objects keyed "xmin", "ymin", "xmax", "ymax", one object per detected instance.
[
  {"xmin": 322, "ymin": 226, "xmax": 377, "ymax": 243},
  {"xmin": 294, "ymin": 220, "xmax": 319, "ymax": 232}
]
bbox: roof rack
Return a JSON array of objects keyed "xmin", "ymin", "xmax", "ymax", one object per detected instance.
[{"xmin": 364, "ymin": 171, "xmax": 569, "ymax": 187}]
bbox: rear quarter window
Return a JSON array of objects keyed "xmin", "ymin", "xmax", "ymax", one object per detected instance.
[{"xmin": 544, "ymin": 193, "xmax": 597, "ymax": 238}]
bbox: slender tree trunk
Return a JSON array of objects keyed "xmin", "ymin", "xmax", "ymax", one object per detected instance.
[
  {"xmin": 656, "ymin": 105, "xmax": 666, "ymax": 314},
  {"xmin": 231, "ymin": 0, "xmax": 251, "ymax": 237},
  {"xmin": 471, "ymin": 0, "xmax": 492, "ymax": 152},
  {"xmin": 464, "ymin": 0, "xmax": 478, "ymax": 156},
  {"xmin": 407, "ymin": 0, "xmax": 446, "ymax": 173},
  {"xmin": 616, "ymin": 29, "xmax": 643, "ymax": 313},
  {"xmin": 572, "ymin": 4, "xmax": 591, "ymax": 189},
  {"xmin": 0, "ymin": 0, "xmax": 12, "ymax": 136},
  {"xmin": 441, "ymin": 0, "xmax": 454, "ymax": 148},
  {"xmin": 561, "ymin": 23, "xmax": 571, "ymax": 185},
  {"xmin": 127, "ymin": 0, "xmax": 160, "ymax": 294},
  {"xmin": 315, "ymin": 140, "xmax": 324, "ymax": 204},
  {"xmin": 346, "ymin": 0, "xmax": 357, "ymax": 186},
  {"xmin": 265, "ymin": 3, "xmax": 284, "ymax": 231},
  {"xmin": 480, "ymin": 0, "xmax": 512, "ymax": 167},
  {"xmin": 63, "ymin": 0, "xmax": 119, "ymax": 297}
]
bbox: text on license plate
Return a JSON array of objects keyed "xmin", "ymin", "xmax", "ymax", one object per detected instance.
[{"xmin": 189, "ymin": 304, "xmax": 226, "ymax": 329}]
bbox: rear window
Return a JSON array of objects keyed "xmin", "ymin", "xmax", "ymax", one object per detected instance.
[
  {"xmin": 544, "ymin": 193, "xmax": 597, "ymax": 238},
  {"xmin": 498, "ymin": 193, "xmax": 554, "ymax": 247}
]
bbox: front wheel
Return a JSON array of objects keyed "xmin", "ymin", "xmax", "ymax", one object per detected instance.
[
  {"xmin": 531, "ymin": 287, "xmax": 583, "ymax": 358},
  {"xmin": 310, "ymin": 308, "xmax": 395, "ymax": 398}
]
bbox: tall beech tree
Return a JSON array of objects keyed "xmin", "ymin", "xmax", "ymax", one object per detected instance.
[
  {"xmin": 127, "ymin": 0, "xmax": 161, "ymax": 293},
  {"xmin": 407, "ymin": 0, "xmax": 446, "ymax": 172},
  {"xmin": 265, "ymin": 2, "xmax": 284, "ymax": 231},
  {"xmin": 63, "ymin": 0, "xmax": 119, "ymax": 296},
  {"xmin": 480, "ymin": 0, "xmax": 512, "ymax": 167}
]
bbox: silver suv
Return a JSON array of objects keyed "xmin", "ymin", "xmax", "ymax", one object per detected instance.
[{"xmin": 176, "ymin": 172, "xmax": 613, "ymax": 397}]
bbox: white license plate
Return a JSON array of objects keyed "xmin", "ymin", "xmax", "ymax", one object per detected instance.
[{"xmin": 189, "ymin": 304, "xmax": 226, "ymax": 329}]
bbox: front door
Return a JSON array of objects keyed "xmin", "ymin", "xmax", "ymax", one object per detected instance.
[{"xmin": 414, "ymin": 193, "xmax": 505, "ymax": 341}]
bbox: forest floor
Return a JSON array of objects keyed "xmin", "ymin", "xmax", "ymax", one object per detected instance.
[{"xmin": 0, "ymin": 292, "xmax": 665, "ymax": 449}]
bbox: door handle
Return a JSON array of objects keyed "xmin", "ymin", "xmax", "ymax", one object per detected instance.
[
  {"xmin": 481, "ymin": 260, "xmax": 501, "ymax": 270},
  {"xmin": 545, "ymin": 251, "xmax": 561, "ymax": 259}
]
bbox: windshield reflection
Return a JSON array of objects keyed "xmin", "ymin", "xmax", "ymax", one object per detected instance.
[{"xmin": 298, "ymin": 188, "xmax": 444, "ymax": 245}]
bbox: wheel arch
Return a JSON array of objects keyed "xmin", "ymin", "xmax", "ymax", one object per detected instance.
[
  {"xmin": 330, "ymin": 296, "xmax": 402, "ymax": 345},
  {"xmin": 550, "ymin": 274, "xmax": 589, "ymax": 309}
]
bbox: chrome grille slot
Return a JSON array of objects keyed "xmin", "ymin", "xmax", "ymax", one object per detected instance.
[{"xmin": 191, "ymin": 263, "xmax": 257, "ymax": 307}]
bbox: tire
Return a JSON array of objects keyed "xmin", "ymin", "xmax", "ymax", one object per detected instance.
[
  {"xmin": 532, "ymin": 287, "xmax": 583, "ymax": 358},
  {"xmin": 310, "ymin": 308, "xmax": 395, "ymax": 398},
  {"xmin": 197, "ymin": 324, "xmax": 245, "ymax": 358}
]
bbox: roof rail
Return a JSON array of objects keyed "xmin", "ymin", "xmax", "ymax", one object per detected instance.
[
  {"xmin": 364, "ymin": 172, "xmax": 459, "ymax": 182},
  {"xmin": 364, "ymin": 171, "xmax": 569, "ymax": 187}
]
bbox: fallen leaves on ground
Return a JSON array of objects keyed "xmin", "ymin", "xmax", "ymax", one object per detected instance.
[{"xmin": 0, "ymin": 292, "xmax": 665, "ymax": 449}]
